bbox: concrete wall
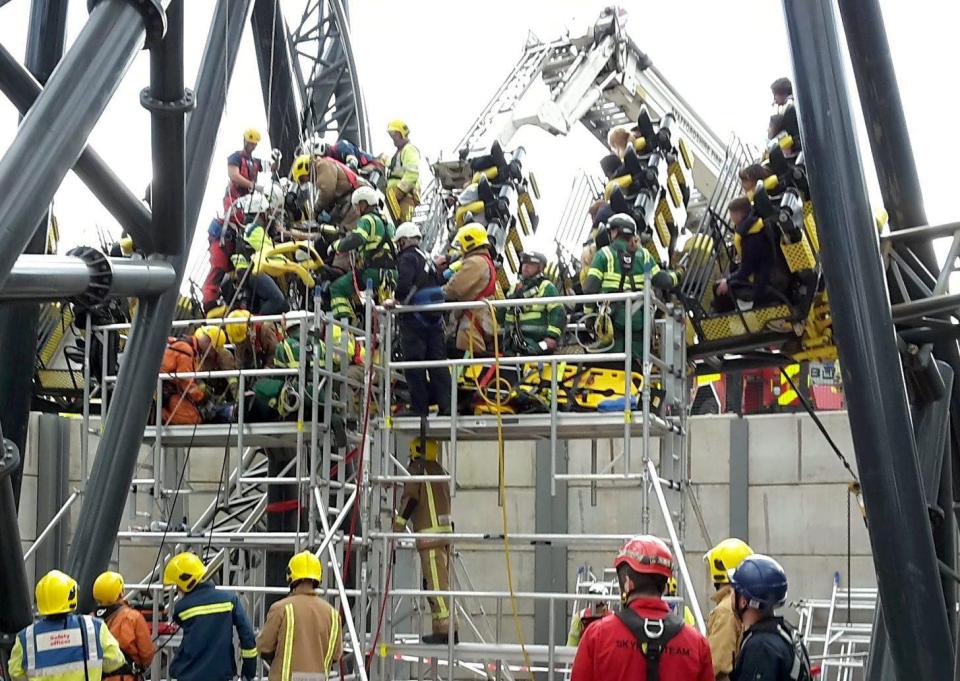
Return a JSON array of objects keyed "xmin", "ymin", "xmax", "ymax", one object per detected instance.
[{"xmin": 18, "ymin": 410, "xmax": 873, "ymax": 647}]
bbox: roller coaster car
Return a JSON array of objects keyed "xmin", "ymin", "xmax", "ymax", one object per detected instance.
[
  {"xmin": 601, "ymin": 108, "xmax": 693, "ymax": 265},
  {"xmin": 682, "ymin": 152, "xmax": 833, "ymax": 362},
  {"xmin": 459, "ymin": 361, "xmax": 663, "ymax": 414}
]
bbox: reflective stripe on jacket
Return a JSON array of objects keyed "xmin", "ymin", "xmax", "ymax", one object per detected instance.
[
  {"xmin": 9, "ymin": 615, "xmax": 125, "ymax": 681},
  {"xmin": 387, "ymin": 143, "xmax": 421, "ymax": 194},
  {"xmin": 256, "ymin": 583, "xmax": 342, "ymax": 681},
  {"xmin": 502, "ymin": 276, "xmax": 565, "ymax": 342}
]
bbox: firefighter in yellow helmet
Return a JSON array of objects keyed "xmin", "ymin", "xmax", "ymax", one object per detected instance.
[
  {"xmin": 442, "ymin": 223, "xmax": 498, "ymax": 354},
  {"xmin": 164, "ymin": 552, "xmax": 257, "ymax": 681},
  {"xmin": 159, "ymin": 325, "xmax": 237, "ymax": 425},
  {"xmin": 704, "ymin": 538, "xmax": 754, "ymax": 680},
  {"xmin": 91, "ymin": 571, "xmax": 155, "ymax": 681},
  {"xmin": 257, "ymin": 552, "xmax": 342, "ymax": 680},
  {"xmin": 226, "ymin": 309, "xmax": 283, "ymax": 370},
  {"xmin": 225, "ymin": 128, "xmax": 266, "ymax": 224},
  {"xmin": 8, "ymin": 570, "xmax": 125, "ymax": 681},
  {"xmin": 394, "ymin": 438, "xmax": 456, "ymax": 644},
  {"xmin": 385, "ymin": 119, "xmax": 421, "ymax": 223}
]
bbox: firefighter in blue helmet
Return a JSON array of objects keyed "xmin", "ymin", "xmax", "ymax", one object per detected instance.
[
  {"xmin": 730, "ymin": 555, "xmax": 812, "ymax": 681},
  {"xmin": 163, "ymin": 552, "xmax": 257, "ymax": 681}
]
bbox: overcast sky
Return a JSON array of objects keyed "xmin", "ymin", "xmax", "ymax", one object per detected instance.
[{"xmin": 0, "ymin": 0, "xmax": 957, "ymax": 291}]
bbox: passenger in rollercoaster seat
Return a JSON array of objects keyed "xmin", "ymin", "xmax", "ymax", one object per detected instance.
[
  {"xmin": 329, "ymin": 186, "xmax": 397, "ymax": 324},
  {"xmin": 739, "ymin": 164, "xmax": 775, "ymax": 196},
  {"xmin": 393, "ymin": 438, "xmax": 457, "ymax": 645},
  {"xmin": 389, "ymin": 221, "xmax": 452, "ymax": 417},
  {"xmin": 567, "ymin": 582, "xmax": 611, "ymax": 646},
  {"xmin": 385, "ymin": 119, "xmax": 421, "ymax": 223},
  {"xmin": 607, "ymin": 126, "xmax": 635, "ymax": 159},
  {"xmin": 583, "ymin": 214, "xmax": 680, "ymax": 363},
  {"xmin": 499, "ymin": 251, "xmax": 566, "ymax": 355},
  {"xmin": 713, "ymin": 197, "xmax": 780, "ymax": 313},
  {"xmin": 219, "ymin": 254, "xmax": 290, "ymax": 316},
  {"xmin": 442, "ymin": 223, "xmax": 499, "ymax": 356},
  {"xmin": 225, "ymin": 309, "xmax": 283, "ymax": 369}
]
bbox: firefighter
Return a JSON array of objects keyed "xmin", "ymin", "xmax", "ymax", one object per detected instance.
[
  {"xmin": 500, "ymin": 251, "xmax": 565, "ymax": 355},
  {"xmin": 567, "ymin": 583, "xmax": 611, "ymax": 646},
  {"xmin": 704, "ymin": 538, "xmax": 754, "ymax": 680},
  {"xmin": 8, "ymin": 570, "xmax": 125, "ymax": 681},
  {"xmin": 443, "ymin": 223, "xmax": 498, "ymax": 355},
  {"xmin": 224, "ymin": 129, "xmax": 265, "ymax": 224},
  {"xmin": 389, "ymin": 221, "xmax": 451, "ymax": 416},
  {"xmin": 163, "ymin": 552, "xmax": 257, "ymax": 681},
  {"xmin": 159, "ymin": 325, "xmax": 234, "ymax": 425},
  {"xmin": 330, "ymin": 186, "xmax": 397, "ymax": 323},
  {"xmin": 583, "ymin": 213, "xmax": 679, "ymax": 362},
  {"xmin": 393, "ymin": 438, "xmax": 456, "ymax": 644},
  {"xmin": 91, "ymin": 571, "xmax": 155, "ymax": 681},
  {"xmin": 385, "ymin": 119, "xmax": 421, "ymax": 223},
  {"xmin": 225, "ymin": 309, "xmax": 283, "ymax": 369},
  {"xmin": 666, "ymin": 575, "xmax": 696, "ymax": 626},
  {"xmin": 570, "ymin": 536, "xmax": 713, "ymax": 681},
  {"xmin": 730, "ymin": 555, "xmax": 812, "ymax": 681},
  {"xmin": 257, "ymin": 551, "xmax": 342, "ymax": 680},
  {"xmin": 570, "ymin": 535, "xmax": 713, "ymax": 681}
]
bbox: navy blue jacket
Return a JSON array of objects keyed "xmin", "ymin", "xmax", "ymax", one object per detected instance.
[
  {"xmin": 731, "ymin": 616, "xmax": 800, "ymax": 681},
  {"xmin": 170, "ymin": 582, "xmax": 257, "ymax": 681}
]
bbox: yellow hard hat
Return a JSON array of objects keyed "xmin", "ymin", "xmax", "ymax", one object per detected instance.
[
  {"xmin": 287, "ymin": 551, "xmax": 322, "ymax": 584},
  {"xmin": 244, "ymin": 128, "xmax": 261, "ymax": 144},
  {"xmin": 36, "ymin": 570, "xmax": 79, "ymax": 616},
  {"xmin": 667, "ymin": 575, "xmax": 678, "ymax": 596},
  {"xmin": 195, "ymin": 325, "xmax": 227, "ymax": 352},
  {"xmin": 230, "ymin": 254, "xmax": 251, "ymax": 271},
  {"xmin": 93, "ymin": 571, "xmax": 125, "ymax": 606},
  {"xmin": 163, "ymin": 552, "xmax": 206, "ymax": 592},
  {"xmin": 119, "ymin": 236, "xmax": 135, "ymax": 257},
  {"xmin": 226, "ymin": 309, "xmax": 252, "ymax": 345},
  {"xmin": 292, "ymin": 154, "xmax": 312, "ymax": 183},
  {"xmin": 386, "ymin": 119, "xmax": 410, "ymax": 137},
  {"xmin": 206, "ymin": 304, "xmax": 228, "ymax": 320},
  {"xmin": 455, "ymin": 223, "xmax": 488, "ymax": 251},
  {"xmin": 704, "ymin": 538, "xmax": 754, "ymax": 585},
  {"xmin": 409, "ymin": 438, "xmax": 440, "ymax": 462}
]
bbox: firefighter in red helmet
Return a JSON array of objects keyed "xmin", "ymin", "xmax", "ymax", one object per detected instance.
[{"xmin": 570, "ymin": 535, "xmax": 714, "ymax": 681}]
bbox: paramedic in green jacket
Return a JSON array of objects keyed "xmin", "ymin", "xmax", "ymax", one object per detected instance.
[{"xmin": 499, "ymin": 251, "xmax": 566, "ymax": 354}]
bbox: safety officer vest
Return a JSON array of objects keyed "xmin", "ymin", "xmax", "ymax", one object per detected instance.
[{"xmin": 18, "ymin": 615, "xmax": 104, "ymax": 678}]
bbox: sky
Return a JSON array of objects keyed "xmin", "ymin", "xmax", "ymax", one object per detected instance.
[{"xmin": 0, "ymin": 0, "xmax": 957, "ymax": 293}]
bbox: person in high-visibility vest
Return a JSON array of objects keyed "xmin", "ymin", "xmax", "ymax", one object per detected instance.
[
  {"xmin": 394, "ymin": 438, "xmax": 457, "ymax": 644},
  {"xmin": 385, "ymin": 119, "xmax": 421, "ymax": 223},
  {"xmin": 329, "ymin": 186, "xmax": 397, "ymax": 323},
  {"xmin": 257, "ymin": 552, "xmax": 342, "ymax": 681},
  {"xmin": 583, "ymin": 213, "xmax": 679, "ymax": 362},
  {"xmin": 8, "ymin": 570, "xmax": 126, "ymax": 681},
  {"xmin": 499, "ymin": 251, "xmax": 566, "ymax": 355}
]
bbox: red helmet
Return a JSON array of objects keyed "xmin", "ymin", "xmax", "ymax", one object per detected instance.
[{"xmin": 614, "ymin": 535, "xmax": 673, "ymax": 578}]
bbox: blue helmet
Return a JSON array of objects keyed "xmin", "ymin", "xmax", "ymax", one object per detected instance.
[{"xmin": 729, "ymin": 554, "xmax": 788, "ymax": 610}]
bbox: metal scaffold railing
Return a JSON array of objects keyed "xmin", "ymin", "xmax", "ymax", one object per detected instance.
[{"xmin": 79, "ymin": 279, "xmax": 700, "ymax": 679}]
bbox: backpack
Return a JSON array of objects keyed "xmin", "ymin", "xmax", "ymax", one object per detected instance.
[
  {"xmin": 616, "ymin": 608, "xmax": 684, "ymax": 681},
  {"xmin": 743, "ymin": 617, "xmax": 813, "ymax": 681}
]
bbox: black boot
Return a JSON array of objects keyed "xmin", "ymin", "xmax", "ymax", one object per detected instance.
[{"xmin": 422, "ymin": 631, "xmax": 459, "ymax": 645}]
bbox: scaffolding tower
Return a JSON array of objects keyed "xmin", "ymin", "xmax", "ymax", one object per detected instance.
[{"xmin": 80, "ymin": 280, "xmax": 697, "ymax": 679}]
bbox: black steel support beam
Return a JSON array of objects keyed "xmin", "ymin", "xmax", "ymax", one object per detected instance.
[
  {"xmin": 782, "ymin": 2, "xmax": 954, "ymax": 679},
  {"xmin": 145, "ymin": 0, "xmax": 188, "ymax": 254},
  {"xmin": 0, "ymin": 255, "xmax": 176, "ymax": 302},
  {"xmin": 68, "ymin": 0, "xmax": 252, "ymax": 613},
  {"xmin": 0, "ymin": 425, "xmax": 32, "ymax": 652},
  {"xmin": 0, "ymin": 45, "xmax": 155, "ymax": 251},
  {"xmin": 251, "ymin": 0, "xmax": 299, "ymax": 176},
  {"xmin": 25, "ymin": 0, "xmax": 69, "ymax": 85},
  {"xmin": 0, "ymin": 0, "xmax": 155, "ymax": 289}
]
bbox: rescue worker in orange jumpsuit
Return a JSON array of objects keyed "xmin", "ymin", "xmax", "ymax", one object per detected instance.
[
  {"xmin": 442, "ymin": 223, "xmax": 498, "ymax": 355},
  {"xmin": 160, "ymin": 326, "xmax": 235, "ymax": 425},
  {"xmin": 393, "ymin": 438, "xmax": 456, "ymax": 644},
  {"xmin": 91, "ymin": 572, "xmax": 155, "ymax": 681},
  {"xmin": 705, "ymin": 538, "xmax": 754, "ymax": 680},
  {"xmin": 256, "ymin": 552, "xmax": 342, "ymax": 680},
  {"xmin": 570, "ymin": 535, "xmax": 713, "ymax": 681}
]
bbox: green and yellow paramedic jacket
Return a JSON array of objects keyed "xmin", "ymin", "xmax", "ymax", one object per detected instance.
[
  {"xmin": 584, "ymin": 240, "xmax": 677, "ymax": 329},
  {"xmin": 338, "ymin": 213, "xmax": 396, "ymax": 271},
  {"xmin": 499, "ymin": 275, "xmax": 565, "ymax": 349}
]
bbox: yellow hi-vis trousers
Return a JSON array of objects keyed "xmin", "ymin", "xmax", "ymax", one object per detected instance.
[
  {"xmin": 418, "ymin": 543, "xmax": 453, "ymax": 634},
  {"xmin": 386, "ymin": 185, "xmax": 419, "ymax": 224}
]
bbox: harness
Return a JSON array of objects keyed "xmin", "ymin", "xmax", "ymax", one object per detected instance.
[
  {"xmin": 357, "ymin": 213, "xmax": 397, "ymax": 270},
  {"xmin": 740, "ymin": 618, "xmax": 813, "ymax": 681},
  {"xmin": 616, "ymin": 608, "xmax": 684, "ymax": 681}
]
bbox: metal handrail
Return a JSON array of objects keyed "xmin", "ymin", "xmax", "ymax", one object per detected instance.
[{"xmin": 23, "ymin": 489, "xmax": 80, "ymax": 561}]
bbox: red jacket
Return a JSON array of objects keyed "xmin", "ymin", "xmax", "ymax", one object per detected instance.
[{"xmin": 570, "ymin": 597, "xmax": 713, "ymax": 681}]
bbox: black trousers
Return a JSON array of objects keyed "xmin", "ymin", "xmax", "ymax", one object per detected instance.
[{"xmin": 400, "ymin": 321, "xmax": 452, "ymax": 415}]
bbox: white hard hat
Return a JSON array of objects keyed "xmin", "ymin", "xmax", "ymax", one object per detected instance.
[
  {"xmin": 310, "ymin": 137, "xmax": 327, "ymax": 156},
  {"xmin": 351, "ymin": 185, "xmax": 381, "ymax": 207},
  {"xmin": 587, "ymin": 582, "xmax": 609, "ymax": 596},
  {"xmin": 395, "ymin": 222, "xmax": 421, "ymax": 240}
]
